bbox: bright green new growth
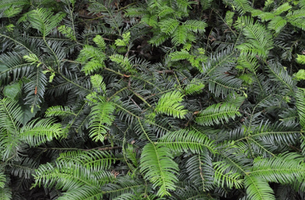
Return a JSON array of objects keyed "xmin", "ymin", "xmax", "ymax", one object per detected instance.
[{"xmin": 155, "ymin": 91, "xmax": 188, "ymax": 119}]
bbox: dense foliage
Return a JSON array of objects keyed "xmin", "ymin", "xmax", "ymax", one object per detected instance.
[{"xmin": 1, "ymin": 0, "xmax": 305, "ymax": 199}]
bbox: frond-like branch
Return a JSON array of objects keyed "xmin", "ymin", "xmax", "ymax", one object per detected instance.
[
  {"xmin": 23, "ymin": 69, "xmax": 48, "ymax": 109},
  {"xmin": 245, "ymin": 153, "xmax": 305, "ymax": 199},
  {"xmin": 77, "ymin": 45, "xmax": 106, "ymax": 75},
  {"xmin": 196, "ymin": 102, "xmax": 242, "ymax": 126},
  {"xmin": 109, "ymin": 54, "xmax": 134, "ymax": 73},
  {"xmin": 58, "ymin": 150, "xmax": 117, "ymax": 171},
  {"xmin": 140, "ymin": 143, "xmax": 179, "ymax": 197},
  {"xmin": 155, "ymin": 90, "xmax": 188, "ymax": 119},
  {"xmin": 184, "ymin": 20, "xmax": 207, "ymax": 33},
  {"xmin": 0, "ymin": 99, "xmax": 22, "ymax": 160},
  {"xmin": 244, "ymin": 175, "xmax": 274, "ymax": 200},
  {"xmin": 87, "ymin": 94, "xmax": 116, "ymax": 142},
  {"xmin": 296, "ymin": 88, "xmax": 305, "ymax": 129},
  {"xmin": 33, "ymin": 161, "xmax": 114, "ymax": 192},
  {"xmin": 101, "ymin": 176, "xmax": 145, "ymax": 199},
  {"xmin": 20, "ymin": 118, "xmax": 64, "ymax": 147},
  {"xmin": 213, "ymin": 161, "xmax": 243, "ymax": 189},
  {"xmin": 158, "ymin": 129, "xmax": 216, "ymax": 153},
  {"xmin": 159, "ymin": 18, "xmax": 179, "ymax": 34},
  {"xmin": 224, "ymin": 0, "xmax": 253, "ymax": 14},
  {"xmin": 236, "ymin": 16, "xmax": 273, "ymax": 59},
  {"xmin": 45, "ymin": 106, "xmax": 76, "ymax": 118},
  {"xmin": 21, "ymin": 8, "xmax": 66, "ymax": 37}
]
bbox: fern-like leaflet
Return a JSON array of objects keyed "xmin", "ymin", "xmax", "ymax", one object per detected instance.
[
  {"xmin": 155, "ymin": 90, "xmax": 188, "ymax": 119},
  {"xmin": 196, "ymin": 102, "xmax": 242, "ymax": 126},
  {"xmin": 140, "ymin": 143, "xmax": 179, "ymax": 197}
]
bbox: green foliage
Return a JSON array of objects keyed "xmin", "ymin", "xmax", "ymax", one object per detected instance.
[
  {"xmin": 244, "ymin": 176, "xmax": 274, "ymax": 200},
  {"xmin": 159, "ymin": 129, "xmax": 216, "ymax": 153},
  {"xmin": 155, "ymin": 91, "xmax": 188, "ymax": 119},
  {"xmin": 45, "ymin": 106, "xmax": 75, "ymax": 118},
  {"xmin": 33, "ymin": 161, "xmax": 114, "ymax": 200},
  {"xmin": 184, "ymin": 78, "xmax": 205, "ymax": 95},
  {"xmin": 58, "ymin": 25, "xmax": 76, "ymax": 41},
  {"xmin": 223, "ymin": 0, "xmax": 253, "ymax": 14},
  {"xmin": 115, "ymin": 32, "xmax": 131, "ymax": 47},
  {"xmin": 196, "ymin": 102, "xmax": 242, "ymax": 126},
  {"xmin": 140, "ymin": 143, "xmax": 179, "ymax": 197},
  {"xmin": 90, "ymin": 74, "xmax": 106, "ymax": 92},
  {"xmin": 296, "ymin": 88, "xmax": 305, "ymax": 129},
  {"xmin": 296, "ymin": 54, "xmax": 305, "ymax": 64},
  {"xmin": 0, "ymin": 187, "xmax": 12, "ymax": 200},
  {"xmin": 20, "ymin": 8, "xmax": 66, "ymax": 37},
  {"xmin": 294, "ymin": 69, "xmax": 305, "ymax": 81},
  {"xmin": 0, "ymin": 98, "xmax": 62, "ymax": 160},
  {"xmin": 225, "ymin": 10, "xmax": 235, "ymax": 26},
  {"xmin": 77, "ymin": 45, "xmax": 107, "ymax": 75},
  {"xmin": 3, "ymin": 82, "xmax": 21, "ymax": 100},
  {"xmin": 57, "ymin": 150, "xmax": 117, "ymax": 171},
  {"xmin": 86, "ymin": 93, "xmax": 115, "ymax": 142},
  {"xmin": 109, "ymin": 54, "xmax": 134, "ymax": 73},
  {"xmin": 244, "ymin": 153, "xmax": 305, "ymax": 200},
  {"xmin": 235, "ymin": 16, "xmax": 273, "ymax": 59},
  {"xmin": 126, "ymin": 0, "xmax": 207, "ymax": 46},
  {"xmin": 93, "ymin": 35, "xmax": 106, "ymax": 50},
  {"xmin": 1, "ymin": 0, "xmax": 305, "ymax": 199}
]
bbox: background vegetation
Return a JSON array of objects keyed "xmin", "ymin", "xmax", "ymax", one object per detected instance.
[{"xmin": 1, "ymin": 0, "xmax": 305, "ymax": 199}]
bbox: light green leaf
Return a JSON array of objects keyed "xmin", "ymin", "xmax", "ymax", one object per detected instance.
[
  {"xmin": 169, "ymin": 50, "xmax": 192, "ymax": 61},
  {"xmin": 88, "ymin": 95, "xmax": 115, "ymax": 142},
  {"xmin": 141, "ymin": 14, "xmax": 158, "ymax": 27},
  {"xmin": 45, "ymin": 106, "xmax": 75, "ymax": 118},
  {"xmin": 23, "ymin": 54, "xmax": 39, "ymax": 65},
  {"xmin": 273, "ymin": 2, "xmax": 291, "ymax": 15},
  {"xmin": 93, "ymin": 35, "xmax": 106, "ymax": 50},
  {"xmin": 159, "ymin": 18, "xmax": 180, "ymax": 34},
  {"xmin": 159, "ymin": 129, "xmax": 216, "ymax": 154},
  {"xmin": 155, "ymin": 91, "xmax": 188, "ymax": 119},
  {"xmin": 172, "ymin": 25, "xmax": 188, "ymax": 45},
  {"xmin": 244, "ymin": 176, "xmax": 275, "ymax": 200},
  {"xmin": 296, "ymin": 54, "xmax": 305, "ymax": 64},
  {"xmin": 23, "ymin": 8, "xmax": 66, "ymax": 36},
  {"xmin": 294, "ymin": 69, "xmax": 305, "ymax": 81},
  {"xmin": 184, "ymin": 78, "xmax": 205, "ymax": 95},
  {"xmin": 3, "ymin": 6, "xmax": 22, "ymax": 18},
  {"xmin": 158, "ymin": 6, "xmax": 175, "ymax": 18},
  {"xmin": 109, "ymin": 54, "xmax": 133, "ymax": 73},
  {"xmin": 0, "ymin": 172, "xmax": 6, "ymax": 188},
  {"xmin": 225, "ymin": 11, "xmax": 235, "ymax": 26},
  {"xmin": 239, "ymin": 74, "xmax": 254, "ymax": 84},
  {"xmin": 20, "ymin": 118, "xmax": 64, "ymax": 146},
  {"xmin": 58, "ymin": 25, "xmax": 76, "ymax": 40},
  {"xmin": 4, "ymin": 82, "xmax": 21, "ymax": 100},
  {"xmin": 0, "ymin": 186, "xmax": 12, "ymax": 200},
  {"xmin": 268, "ymin": 16, "xmax": 287, "ymax": 33},
  {"xmin": 140, "ymin": 143, "xmax": 178, "ymax": 197},
  {"xmin": 265, "ymin": 0, "xmax": 274, "ymax": 7},
  {"xmin": 183, "ymin": 20, "xmax": 207, "ymax": 33},
  {"xmin": 90, "ymin": 74, "xmax": 106, "ymax": 92},
  {"xmin": 115, "ymin": 32, "xmax": 130, "ymax": 47}
]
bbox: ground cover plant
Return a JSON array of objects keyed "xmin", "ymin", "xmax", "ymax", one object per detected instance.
[{"xmin": 1, "ymin": 0, "xmax": 305, "ymax": 199}]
